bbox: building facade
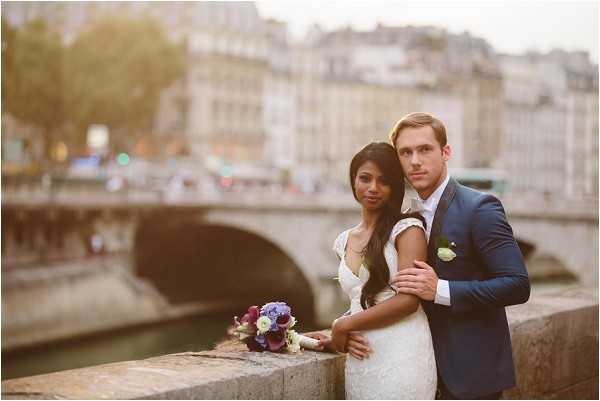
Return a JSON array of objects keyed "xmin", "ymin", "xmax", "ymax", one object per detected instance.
[
  {"xmin": 500, "ymin": 50, "xmax": 598, "ymax": 202},
  {"xmin": 2, "ymin": 1, "xmax": 597, "ymax": 203}
]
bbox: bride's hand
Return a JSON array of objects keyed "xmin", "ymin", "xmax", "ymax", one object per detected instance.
[
  {"xmin": 346, "ymin": 332, "xmax": 371, "ymax": 360},
  {"xmin": 331, "ymin": 317, "xmax": 351, "ymax": 353}
]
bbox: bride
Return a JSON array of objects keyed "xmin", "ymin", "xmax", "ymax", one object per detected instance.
[{"xmin": 307, "ymin": 142, "xmax": 437, "ymax": 399}]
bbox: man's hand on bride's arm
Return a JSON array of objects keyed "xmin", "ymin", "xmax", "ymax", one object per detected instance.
[{"xmin": 391, "ymin": 260, "xmax": 438, "ymax": 301}]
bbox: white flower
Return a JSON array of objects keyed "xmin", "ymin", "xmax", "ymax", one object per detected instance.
[
  {"xmin": 437, "ymin": 247, "xmax": 457, "ymax": 262},
  {"xmin": 286, "ymin": 330, "xmax": 301, "ymax": 353},
  {"xmin": 256, "ymin": 316, "xmax": 272, "ymax": 334}
]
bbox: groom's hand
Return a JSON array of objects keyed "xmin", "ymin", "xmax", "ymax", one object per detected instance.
[{"xmin": 392, "ymin": 260, "xmax": 438, "ymax": 301}]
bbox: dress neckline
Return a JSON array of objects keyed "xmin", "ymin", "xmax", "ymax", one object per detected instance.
[{"xmin": 342, "ymin": 230, "xmax": 368, "ymax": 280}]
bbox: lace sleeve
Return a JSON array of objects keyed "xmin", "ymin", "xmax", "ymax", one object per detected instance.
[
  {"xmin": 389, "ymin": 218, "xmax": 425, "ymax": 245},
  {"xmin": 332, "ymin": 232, "xmax": 344, "ymax": 260}
]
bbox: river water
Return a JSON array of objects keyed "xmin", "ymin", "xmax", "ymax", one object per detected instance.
[
  {"xmin": 1, "ymin": 311, "xmax": 323, "ymax": 380},
  {"xmin": 2, "ymin": 312, "xmax": 228, "ymax": 380}
]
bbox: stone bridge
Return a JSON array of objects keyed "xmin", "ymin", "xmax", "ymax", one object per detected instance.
[
  {"xmin": 3, "ymin": 189, "xmax": 597, "ymax": 328},
  {"xmin": 2, "ymin": 287, "xmax": 598, "ymax": 399}
]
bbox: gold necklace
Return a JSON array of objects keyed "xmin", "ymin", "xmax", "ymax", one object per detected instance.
[
  {"xmin": 348, "ymin": 247, "xmax": 365, "ymax": 255},
  {"xmin": 347, "ymin": 228, "xmax": 372, "ymax": 255},
  {"xmin": 347, "ymin": 242, "xmax": 368, "ymax": 255}
]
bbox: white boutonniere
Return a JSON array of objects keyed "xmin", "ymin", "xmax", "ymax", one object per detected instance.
[{"xmin": 435, "ymin": 236, "xmax": 457, "ymax": 262}]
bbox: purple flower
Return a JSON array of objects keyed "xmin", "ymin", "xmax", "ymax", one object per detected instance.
[
  {"xmin": 239, "ymin": 306, "xmax": 260, "ymax": 335},
  {"xmin": 260, "ymin": 302, "xmax": 291, "ymax": 324},
  {"xmin": 276, "ymin": 314, "xmax": 292, "ymax": 329},
  {"xmin": 241, "ymin": 306, "xmax": 260, "ymax": 325},
  {"xmin": 265, "ymin": 328, "xmax": 287, "ymax": 352},
  {"xmin": 245, "ymin": 337, "xmax": 264, "ymax": 352},
  {"xmin": 255, "ymin": 335, "xmax": 268, "ymax": 349},
  {"xmin": 232, "ymin": 302, "xmax": 296, "ymax": 352}
]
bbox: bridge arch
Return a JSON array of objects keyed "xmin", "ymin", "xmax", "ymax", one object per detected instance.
[
  {"xmin": 134, "ymin": 214, "xmax": 315, "ymax": 323},
  {"xmin": 509, "ymin": 216, "xmax": 598, "ymax": 284}
]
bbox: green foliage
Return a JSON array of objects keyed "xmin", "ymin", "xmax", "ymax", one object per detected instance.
[
  {"xmin": 2, "ymin": 15, "xmax": 186, "ymax": 157},
  {"xmin": 2, "ymin": 18, "xmax": 64, "ymax": 140},
  {"xmin": 2, "ymin": 19, "xmax": 16, "ymax": 108},
  {"xmin": 64, "ymin": 15, "xmax": 185, "ymax": 139},
  {"xmin": 434, "ymin": 235, "xmax": 450, "ymax": 250},
  {"xmin": 415, "ymin": 35, "xmax": 447, "ymax": 52}
]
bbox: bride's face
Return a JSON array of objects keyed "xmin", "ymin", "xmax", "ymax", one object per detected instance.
[{"xmin": 354, "ymin": 161, "xmax": 392, "ymax": 211}]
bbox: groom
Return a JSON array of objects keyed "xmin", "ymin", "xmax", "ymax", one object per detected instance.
[{"xmin": 350, "ymin": 112, "xmax": 530, "ymax": 399}]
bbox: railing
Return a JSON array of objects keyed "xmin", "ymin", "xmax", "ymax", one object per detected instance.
[
  {"xmin": 1, "ymin": 287, "xmax": 597, "ymax": 399},
  {"xmin": 1, "ymin": 184, "xmax": 358, "ymax": 211},
  {"xmin": 3, "ymin": 182, "xmax": 598, "ymax": 219}
]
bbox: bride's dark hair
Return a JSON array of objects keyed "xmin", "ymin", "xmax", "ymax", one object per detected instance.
[{"xmin": 349, "ymin": 142, "xmax": 425, "ymax": 310}]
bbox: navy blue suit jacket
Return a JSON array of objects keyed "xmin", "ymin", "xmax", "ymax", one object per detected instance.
[{"xmin": 422, "ymin": 178, "xmax": 530, "ymax": 399}]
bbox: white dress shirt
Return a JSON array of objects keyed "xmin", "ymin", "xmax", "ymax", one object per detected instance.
[{"xmin": 415, "ymin": 174, "xmax": 451, "ymax": 306}]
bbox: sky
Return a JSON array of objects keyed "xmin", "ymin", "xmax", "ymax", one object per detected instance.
[{"xmin": 255, "ymin": 0, "xmax": 599, "ymax": 63}]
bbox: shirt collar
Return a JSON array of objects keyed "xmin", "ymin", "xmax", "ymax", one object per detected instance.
[{"xmin": 419, "ymin": 174, "xmax": 450, "ymax": 211}]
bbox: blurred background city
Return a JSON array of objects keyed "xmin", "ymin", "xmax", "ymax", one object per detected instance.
[{"xmin": 1, "ymin": 1, "xmax": 598, "ymax": 380}]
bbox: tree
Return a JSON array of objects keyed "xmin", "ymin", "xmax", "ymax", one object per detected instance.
[
  {"xmin": 2, "ymin": 18, "xmax": 64, "ymax": 160},
  {"xmin": 64, "ymin": 15, "xmax": 185, "ymax": 148},
  {"xmin": 2, "ymin": 19, "xmax": 16, "ymax": 108}
]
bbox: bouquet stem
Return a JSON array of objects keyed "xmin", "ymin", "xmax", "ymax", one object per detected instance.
[{"xmin": 298, "ymin": 334, "xmax": 321, "ymax": 350}]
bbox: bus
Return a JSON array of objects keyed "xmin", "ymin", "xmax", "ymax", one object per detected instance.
[{"xmin": 449, "ymin": 168, "xmax": 507, "ymax": 195}]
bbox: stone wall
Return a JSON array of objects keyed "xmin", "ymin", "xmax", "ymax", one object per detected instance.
[
  {"xmin": 505, "ymin": 286, "xmax": 598, "ymax": 399},
  {"xmin": 2, "ymin": 287, "xmax": 597, "ymax": 399},
  {"xmin": 1, "ymin": 256, "xmax": 249, "ymax": 351},
  {"xmin": 2, "ymin": 256, "xmax": 165, "ymax": 351}
]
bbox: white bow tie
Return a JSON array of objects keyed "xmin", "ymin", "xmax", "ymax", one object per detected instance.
[{"xmin": 410, "ymin": 197, "xmax": 426, "ymax": 213}]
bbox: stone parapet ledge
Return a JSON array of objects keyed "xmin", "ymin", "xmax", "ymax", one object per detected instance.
[
  {"xmin": 2, "ymin": 286, "xmax": 597, "ymax": 400},
  {"xmin": 1, "ymin": 342, "xmax": 345, "ymax": 400},
  {"xmin": 505, "ymin": 286, "xmax": 598, "ymax": 399}
]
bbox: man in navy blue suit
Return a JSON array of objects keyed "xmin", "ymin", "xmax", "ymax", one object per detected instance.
[
  {"xmin": 342, "ymin": 112, "xmax": 529, "ymax": 399},
  {"xmin": 387, "ymin": 112, "xmax": 530, "ymax": 399}
]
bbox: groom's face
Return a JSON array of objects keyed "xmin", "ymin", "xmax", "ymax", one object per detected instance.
[{"xmin": 394, "ymin": 125, "xmax": 450, "ymax": 199}]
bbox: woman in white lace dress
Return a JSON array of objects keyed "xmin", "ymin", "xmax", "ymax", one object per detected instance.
[{"xmin": 308, "ymin": 142, "xmax": 436, "ymax": 399}]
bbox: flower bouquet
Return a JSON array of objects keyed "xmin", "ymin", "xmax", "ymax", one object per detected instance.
[{"xmin": 229, "ymin": 302, "xmax": 320, "ymax": 353}]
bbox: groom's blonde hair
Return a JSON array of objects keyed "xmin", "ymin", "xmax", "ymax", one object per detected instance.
[{"xmin": 389, "ymin": 112, "xmax": 447, "ymax": 148}]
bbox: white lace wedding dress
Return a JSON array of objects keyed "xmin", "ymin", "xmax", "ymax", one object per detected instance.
[{"xmin": 333, "ymin": 218, "xmax": 437, "ymax": 400}]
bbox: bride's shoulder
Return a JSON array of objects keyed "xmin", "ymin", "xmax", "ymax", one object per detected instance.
[
  {"xmin": 332, "ymin": 226, "xmax": 357, "ymax": 256},
  {"xmin": 390, "ymin": 217, "xmax": 425, "ymax": 242},
  {"xmin": 332, "ymin": 228, "xmax": 348, "ymax": 256}
]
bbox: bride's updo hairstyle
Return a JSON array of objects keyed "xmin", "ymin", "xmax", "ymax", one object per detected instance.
[{"xmin": 349, "ymin": 142, "xmax": 425, "ymax": 310}]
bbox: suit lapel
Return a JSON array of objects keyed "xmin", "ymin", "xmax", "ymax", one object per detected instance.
[{"xmin": 427, "ymin": 178, "xmax": 458, "ymax": 265}]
